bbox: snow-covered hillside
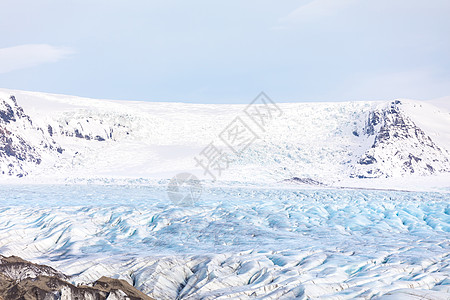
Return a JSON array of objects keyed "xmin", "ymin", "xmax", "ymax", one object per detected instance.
[{"xmin": 0, "ymin": 88, "xmax": 449, "ymax": 187}]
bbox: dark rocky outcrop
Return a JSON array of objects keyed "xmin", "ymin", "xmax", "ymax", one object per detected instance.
[
  {"xmin": 284, "ymin": 177, "xmax": 325, "ymax": 186},
  {"xmin": 364, "ymin": 111, "xmax": 381, "ymax": 136},
  {"xmin": 0, "ymin": 255, "xmax": 153, "ymax": 300},
  {"xmin": 55, "ymin": 116, "xmax": 125, "ymax": 142}
]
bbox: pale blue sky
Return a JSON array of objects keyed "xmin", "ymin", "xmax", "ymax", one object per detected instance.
[{"xmin": 0, "ymin": 0, "xmax": 449, "ymax": 103}]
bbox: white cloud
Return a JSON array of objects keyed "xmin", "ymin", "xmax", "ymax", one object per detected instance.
[
  {"xmin": 280, "ymin": 0, "xmax": 356, "ymax": 23},
  {"xmin": 0, "ymin": 44, "xmax": 74, "ymax": 74}
]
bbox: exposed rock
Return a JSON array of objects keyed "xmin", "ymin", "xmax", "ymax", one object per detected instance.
[
  {"xmin": 0, "ymin": 255, "xmax": 153, "ymax": 300},
  {"xmin": 0, "ymin": 255, "xmax": 67, "ymax": 282},
  {"xmin": 47, "ymin": 125, "xmax": 53, "ymax": 136},
  {"xmin": 284, "ymin": 177, "xmax": 325, "ymax": 185},
  {"xmin": 55, "ymin": 112, "xmax": 130, "ymax": 142},
  {"xmin": 359, "ymin": 155, "xmax": 377, "ymax": 165},
  {"xmin": 364, "ymin": 110, "xmax": 381, "ymax": 135},
  {"xmin": 0, "ymin": 100, "xmax": 15, "ymax": 124}
]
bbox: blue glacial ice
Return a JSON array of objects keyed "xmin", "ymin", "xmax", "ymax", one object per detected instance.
[{"xmin": 0, "ymin": 184, "xmax": 448, "ymax": 299}]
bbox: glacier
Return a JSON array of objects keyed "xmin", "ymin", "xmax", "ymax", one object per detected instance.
[
  {"xmin": 0, "ymin": 184, "xmax": 448, "ymax": 299},
  {"xmin": 0, "ymin": 89, "xmax": 449, "ymax": 299}
]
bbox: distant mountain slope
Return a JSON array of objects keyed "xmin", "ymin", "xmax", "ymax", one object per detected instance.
[{"xmin": 0, "ymin": 88, "xmax": 448, "ymax": 183}]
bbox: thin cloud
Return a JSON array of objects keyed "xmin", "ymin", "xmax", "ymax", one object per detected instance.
[
  {"xmin": 280, "ymin": 0, "xmax": 356, "ymax": 23},
  {"xmin": 0, "ymin": 44, "xmax": 74, "ymax": 74}
]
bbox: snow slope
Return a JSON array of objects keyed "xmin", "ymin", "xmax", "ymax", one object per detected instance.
[{"xmin": 0, "ymin": 89, "xmax": 449, "ymax": 189}]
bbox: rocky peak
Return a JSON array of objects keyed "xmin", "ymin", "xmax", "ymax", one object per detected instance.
[
  {"xmin": 353, "ymin": 101, "xmax": 450, "ymax": 178},
  {"xmin": 0, "ymin": 95, "xmax": 64, "ymax": 177}
]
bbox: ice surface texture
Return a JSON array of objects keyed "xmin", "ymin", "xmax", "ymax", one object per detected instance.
[{"xmin": 0, "ymin": 185, "xmax": 448, "ymax": 299}]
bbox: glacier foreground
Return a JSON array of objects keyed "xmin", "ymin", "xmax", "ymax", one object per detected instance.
[{"xmin": 0, "ymin": 185, "xmax": 449, "ymax": 299}]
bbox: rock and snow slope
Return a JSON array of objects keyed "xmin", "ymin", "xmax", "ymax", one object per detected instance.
[
  {"xmin": 351, "ymin": 100, "xmax": 450, "ymax": 178},
  {"xmin": 0, "ymin": 88, "xmax": 449, "ymax": 187},
  {"xmin": 0, "ymin": 95, "xmax": 64, "ymax": 177}
]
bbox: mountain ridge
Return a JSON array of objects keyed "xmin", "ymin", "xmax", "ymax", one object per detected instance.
[{"xmin": 0, "ymin": 89, "xmax": 449, "ymax": 185}]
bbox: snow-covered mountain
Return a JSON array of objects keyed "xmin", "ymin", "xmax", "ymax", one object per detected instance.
[
  {"xmin": 0, "ymin": 88, "xmax": 449, "ymax": 186},
  {"xmin": 351, "ymin": 100, "xmax": 450, "ymax": 178}
]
